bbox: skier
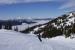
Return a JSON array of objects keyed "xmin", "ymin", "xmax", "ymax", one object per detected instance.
[{"xmin": 37, "ymin": 33, "xmax": 42, "ymax": 42}]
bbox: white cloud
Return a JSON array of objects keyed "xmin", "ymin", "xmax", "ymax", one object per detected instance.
[
  {"xmin": 0, "ymin": 0, "xmax": 65, "ymax": 4},
  {"xmin": 0, "ymin": 0, "xmax": 16, "ymax": 4},
  {"xmin": 59, "ymin": 0, "xmax": 75, "ymax": 9}
]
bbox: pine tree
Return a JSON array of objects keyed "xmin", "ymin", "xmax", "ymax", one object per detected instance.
[{"xmin": 0, "ymin": 24, "xmax": 2, "ymax": 29}]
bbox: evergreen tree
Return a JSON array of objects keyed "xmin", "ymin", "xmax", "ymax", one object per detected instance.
[{"xmin": 0, "ymin": 24, "xmax": 2, "ymax": 29}]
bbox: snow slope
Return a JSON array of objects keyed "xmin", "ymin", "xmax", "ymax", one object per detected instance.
[
  {"xmin": 50, "ymin": 12, "xmax": 75, "ymax": 29},
  {"xmin": 0, "ymin": 29, "xmax": 75, "ymax": 50},
  {"xmin": 12, "ymin": 20, "xmax": 49, "ymax": 31}
]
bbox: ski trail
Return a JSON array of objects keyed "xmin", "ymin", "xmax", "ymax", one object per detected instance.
[{"xmin": 0, "ymin": 29, "xmax": 75, "ymax": 50}]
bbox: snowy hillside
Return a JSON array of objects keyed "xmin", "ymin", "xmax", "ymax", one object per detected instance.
[
  {"xmin": 25, "ymin": 11, "xmax": 75, "ymax": 38},
  {"xmin": 12, "ymin": 20, "xmax": 49, "ymax": 31},
  {"xmin": 0, "ymin": 29, "xmax": 75, "ymax": 50},
  {"xmin": 50, "ymin": 12, "xmax": 75, "ymax": 28},
  {"xmin": 0, "ymin": 17, "xmax": 50, "ymax": 32}
]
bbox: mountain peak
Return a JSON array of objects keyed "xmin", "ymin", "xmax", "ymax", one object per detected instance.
[{"xmin": 69, "ymin": 13, "xmax": 73, "ymax": 17}]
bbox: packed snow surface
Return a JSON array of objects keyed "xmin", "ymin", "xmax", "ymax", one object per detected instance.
[{"xmin": 0, "ymin": 29, "xmax": 75, "ymax": 50}]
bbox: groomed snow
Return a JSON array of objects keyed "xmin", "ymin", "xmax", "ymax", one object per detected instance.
[{"xmin": 0, "ymin": 29, "xmax": 75, "ymax": 50}]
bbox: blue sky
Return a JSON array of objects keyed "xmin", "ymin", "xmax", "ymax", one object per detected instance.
[{"xmin": 0, "ymin": 0, "xmax": 75, "ymax": 19}]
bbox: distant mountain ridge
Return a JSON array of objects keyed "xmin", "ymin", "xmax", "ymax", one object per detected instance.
[
  {"xmin": 0, "ymin": 18, "xmax": 51, "ymax": 30},
  {"xmin": 0, "ymin": 18, "xmax": 51, "ymax": 24}
]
